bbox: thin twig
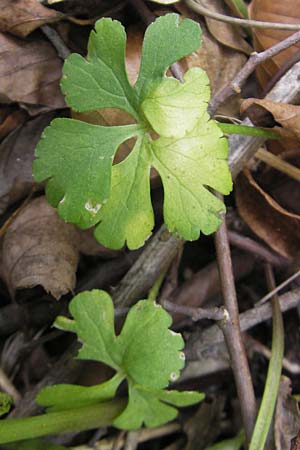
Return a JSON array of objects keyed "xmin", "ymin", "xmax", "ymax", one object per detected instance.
[
  {"xmin": 228, "ymin": 230, "xmax": 288, "ymax": 268},
  {"xmin": 214, "ymin": 208, "xmax": 256, "ymax": 445},
  {"xmin": 185, "ymin": 0, "xmax": 300, "ymax": 31},
  {"xmin": 0, "ymin": 367, "xmax": 21, "ymax": 403},
  {"xmin": 41, "ymin": 24, "xmax": 71, "ymax": 60},
  {"xmin": 209, "ymin": 31, "xmax": 300, "ymax": 114},
  {"xmin": 162, "ymin": 299, "xmax": 227, "ymax": 321},
  {"xmin": 255, "ymin": 148, "xmax": 300, "ymax": 182},
  {"xmin": 257, "ymin": 267, "xmax": 300, "ymax": 305}
]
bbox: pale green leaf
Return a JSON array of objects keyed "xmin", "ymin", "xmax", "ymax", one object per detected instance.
[
  {"xmin": 61, "ymin": 18, "xmax": 138, "ymax": 118},
  {"xmin": 135, "ymin": 14, "xmax": 202, "ymax": 99},
  {"xmin": 33, "ymin": 119, "xmax": 141, "ymax": 228},
  {"xmin": 142, "ymin": 68, "xmax": 210, "ymax": 138},
  {"xmin": 114, "ymin": 383, "xmax": 203, "ymax": 430},
  {"xmin": 50, "ymin": 289, "xmax": 203, "ymax": 429},
  {"xmin": 116, "ymin": 300, "xmax": 185, "ymax": 389},
  {"xmin": 0, "ymin": 392, "xmax": 12, "ymax": 417},
  {"xmin": 94, "ymin": 137, "xmax": 154, "ymax": 249},
  {"xmin": 151, "ymin": 118, "xmax": 232, "ymax": 239},
  {"xmin": 54, "ymin": 290, "xmax": 121, "ymax": 369},
  {"xmin": 37, "ymin": 373, "xmax": 124, "ymax": 412}
]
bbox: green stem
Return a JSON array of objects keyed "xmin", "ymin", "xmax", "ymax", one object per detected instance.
[
  {"xmin": 218, "ymin": 122, "xmax": 280, "ymax": 140},
  {"xmin": 249, "ymin": 276, "xmax": 284, "ymax": 450},
  {"xmin": 0, "ymin": 399, "xmax": 125, "ymax": 445}
]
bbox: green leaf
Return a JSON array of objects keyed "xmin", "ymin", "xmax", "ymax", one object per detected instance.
[
  {"xmin": 135, "ymin": 14, "xmax": 202, "ymax": 99},
  {"xmin": 0, "ymin": 392, "xmax": 12, "ymax": 417},
  {"xmin": 49, "ymin": 289, "xmax": 203, "ymax": 429},
  {"xmin": 34, "ymin": 13, "xmax": 232, "ymax": 250},
  {"xmin": 114, "ymin": 383, "xmax": 203, "ymax": 430},
  {"xmin": 61, "ymin": 18, "xmax": 139, "ymax": 118},
  {"xmin": 151, "ymin": 118, "xmax": 232, "ymax": 239},
  {"xmin": 33, "ymin": 119, "xmax": 141, "ymax": 228},
  {"xmin": 94, "ymin": 136, "xmax": 154, "ymax": 249},
  {"xmin": 142, "ymin": 68, "xmax": 210, "ymax": 138},
  {"xmin": 36, "ymin": 373, "xmax": 124, "ymax": 412}
]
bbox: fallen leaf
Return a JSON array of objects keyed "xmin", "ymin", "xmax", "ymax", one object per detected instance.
[
  {"xmin": 241, "ymin": 98, "xmax": 300, "ymax": 139},
  {"xmin": 235, "ymin": 168, "xmax": 300, "ymax": 259},
  {"xmin": 249, "ymin": 0, "xmax": 300, "ymax": 86},
  {"xmin": 0, "ymin": 0, "xmax": 62, "ymax": 37},
  {"xmin": 0, "ymin": 197, "xmax": 80, "ymax": 299},
  {"xmin": 0, "ymin": 107, "xmax": 27, "ymax": 141},
  {"xmin": 0, "ymin": 32, "xmax": 65, "ymax": 113},
  {"xmin": 0, "ymin": 113, "xmax": 55, "ymax": 214},
  {"xmin": 183, "ymin": 398, "xmax": 225, "ymax": 450},
  {"xmin": 190, "ymin": 0, "xmax": 252, "ymax": 54},
  {"xmin": 274, "ymin": 377, "xmax": 300, "ymax": 450}
]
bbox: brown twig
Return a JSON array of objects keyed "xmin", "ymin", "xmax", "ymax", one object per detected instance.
[
  {"xmin": 214, "ymin": 209, "xmax": 256, "ymax": 444},
  {"xmin": 41, "ymin": 24, "xmax": 71, "ymax": 60},
  {"xmin": 209, "ymin": 31, "xmax": 300, "ymax": 114},
  {"xmin": 162, "ymin": 299, "xmax": 227, "ymax": 321},
  {"xmin": 228, "ymin": 230, "xmax": 288, "ymax": 268},
  {"xmin": 257, "ymin": 267, "xmax": 300, "ymax": 305},
  {"xmin": 185, "ymin": 0, "xmax": 300, "ymax": 31}
]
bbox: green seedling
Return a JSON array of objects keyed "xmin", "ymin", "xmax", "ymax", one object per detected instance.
[
  {"xmin": 33, "ymin": 13, "xmax": 233, "ymax": 250},
  {"xmin": 0, "ymin": 290, "xmax": 203, "ymax": 444}
]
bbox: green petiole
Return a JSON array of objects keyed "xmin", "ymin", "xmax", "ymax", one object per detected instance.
[
  {"xmin": 218, "ymin": 122, "xmax": 280, "ymax": 140},
  {"xmin": 0, "ymin": 399, "xmax": 125, "ymax": 445}
]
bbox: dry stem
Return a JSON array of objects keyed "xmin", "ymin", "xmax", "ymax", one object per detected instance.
[{"xmin": 215, "ymin": 210, "xmax": 256, "ymax": 444}]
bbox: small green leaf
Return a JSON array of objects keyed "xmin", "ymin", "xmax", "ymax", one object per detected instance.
[
  {"xmin": 135, "ymin": 14, "xmax": 202, "ymax": 99},
  {"xmin": 37, "ymin": 373, "xmax": 124, "ymax": 412},
  {"xmin": 151, "ymin": 119, "xmax": 232, "ymax": 239},
  {"xmin": 94, "ymin": 136, "xmax": 154, "ymax": 249},
  {"xmin": 142, "ymin": 68, "xmax": 210, "ymax": 138},
  {"xmin": 33, "ymin": 119, "xmax": 141, "ymax": 228},
  {"xmin": 0, "ymin": 392, "xmax": 12, "ymax": 417},
  {"xmin": 117, "ymin": 299, "xmax": 184, "ymax": 389},
  {"xmin": 51, "ymin": 289, "xmax": 204, "ymax": 429},
  {"xmin": 114, "ymin": 383, "xmax": 203, "ymax": 430},
  {"xmin": 61, "ymin": 18, "xmax": 139, "ymax": 118}
]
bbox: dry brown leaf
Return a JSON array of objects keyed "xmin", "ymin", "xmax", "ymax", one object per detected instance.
[
  {"xmin": 0, "ymin": 107, "xmax": 27, "ymax": 141},
  {"xmin": 0, "ymin": 32, "xmax": 65, "ymax": 113},
  {"xmin": 236, "ymin": 168, "xmax": 300, "ymax": 259},
  {"xmin": 249, "ymin": 0, "xmax": 300, "ymax": 86},
  {"xmin": 274, "ymin": 377, "xmax": 300, "ymax": 450},
  {"xmin": 242, "ymin": 98, "xmax": 300, "ymax": 139},
  {"xmin": 0, "ymin": 0, "xmax": 62, "ymax": 37},
  {"xmin": 191, "ymin": 0, "xmax": 252, "ymax": 54},
  {"xmin": 0, "ymin": 113, "xmax": 55, "ymax": 214},
  {"xmin": 0, "ymin": 197, "xmax": 80, "ymax": 299}
]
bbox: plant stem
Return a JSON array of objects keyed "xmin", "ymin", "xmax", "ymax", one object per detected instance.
[
  {"xmin": 0, "ymin": 399, "xmax": 125, "ymax": 444},
  {"xmin": 218, "ymin": 123, "xmax": 280, "ymax": 139},
  {"xmin": 249, "ymin": 265, "xmax": 284, "ymax": 450},
  {"xmin": 209, "ymin": 31, "xmax": 300, "ymax": 114},
  {"xmin": 185, "ymin": 0, "xmax": 300, "ymax": 31},
  {"xmin": 255, "ymin": 148, "xmax": 300, "ymax": 182},
  {"xmin": 214, "ymin": 209, "xmax": 256, "ymax": 445}
]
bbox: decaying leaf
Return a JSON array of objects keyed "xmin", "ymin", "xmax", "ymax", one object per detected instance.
[
  {"xmin": 190, "ymin": 0, "xmax": 252, "ymax": 54},
  {"xmin": 274, "ymin": 377, "xmax": 300, "ymax": 450},
  {"xmin": 0, "ymin": 107, "xmax": 27, "ymax": 141},
  {"xmin": 241, "ymin": 98, "xmax": 300, "ymax": 140},
  {"xmin": 0, "ymin": 113, "xmax": 55, "ymax": 214},
  {"xmin": 236, "ymin": 168, "xmax": 300, "ymax": 259},
  {"xmin": 0, "ymin": 197, "xmax": 80, "ymax": 299},
  {"xmin": 0, "ymin": 32, "xmax": 65, "ymax": 113},
  {"xmin": 183, "ymin": 398, "xmax": 225, "ymax": 450},
  {"xmin": 0, "ymin": 0, "xmax": 62, "ymax": 37},
  {"xmin": 249, "ymin": 0, "xmax": 300, "ymax": 86}
]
